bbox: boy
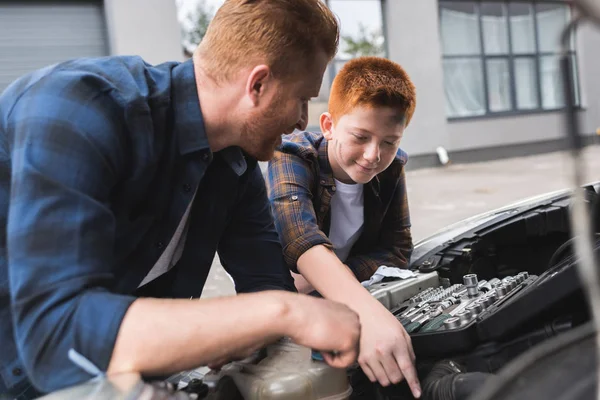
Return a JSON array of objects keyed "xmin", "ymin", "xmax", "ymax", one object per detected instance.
[{"xmin": 267, "ymin": 57, "xmax": 419, "ymax": 397}]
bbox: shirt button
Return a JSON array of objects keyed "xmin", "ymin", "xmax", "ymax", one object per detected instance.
[
  {"xmin": 201, "ymin": 153, "xmax": 209, "ymax": 161},
  {"xmin": 291, "ymin": 195, "xmax": 298, "ymax": 201},
  {"xmin": 12, "ymin": 368, "xmax": 22, "ymax": 376},
  {"xmin": 156, "ymin": 241, "xmax": 165, "ymax": 250},
  {"xmin": 332, "ymin": 186, "xmax": 337, "ymax": 192},
  {"xmin": 182, "ymin": 183, "xmax": 192, "ymax": 193}
]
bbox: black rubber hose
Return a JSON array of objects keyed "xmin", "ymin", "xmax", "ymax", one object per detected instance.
[{"xmin": 421, "ymin": 360, "xmax": 493, "ymax": 400}]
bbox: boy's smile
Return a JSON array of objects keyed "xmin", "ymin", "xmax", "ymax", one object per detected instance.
[{"xmin": 321, "ymin": 105, "xmax": 405, "ymax": 184}]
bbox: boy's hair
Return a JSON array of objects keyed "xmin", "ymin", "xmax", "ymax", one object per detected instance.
[
  {"xmin": 329, "ymin": 57, "xmax": 416, "ymax": 126},
  {"xmin": 196, "ymin": 0, "xmax": 339, "ymax": 82}
]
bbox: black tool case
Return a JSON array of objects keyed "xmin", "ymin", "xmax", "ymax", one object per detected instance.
[{"xmin": 408, "ymin": 257, "xmax": 582, "ymax": 357}]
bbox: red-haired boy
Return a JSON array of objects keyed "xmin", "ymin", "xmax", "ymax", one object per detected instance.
[{"xmin": 267, "ymin": 57, "xmax": 420, "ymax": 397}]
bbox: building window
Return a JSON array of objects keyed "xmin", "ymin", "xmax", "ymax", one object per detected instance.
[
  {"xmin": 439, "ymin": 1, "xmax": 579, "ymax": 119},
  {"xmin": 318, "ymin": 0, "xmax": 386, "ymax": 99}
]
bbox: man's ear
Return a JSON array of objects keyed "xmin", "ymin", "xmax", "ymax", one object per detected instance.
[
  {"xmin": 246, "ymin": 65, "xmax": 271, "ymax": 106},
  {"xmin": 320, "ymin": 112, "xmax": 334, "ymax": 140}
]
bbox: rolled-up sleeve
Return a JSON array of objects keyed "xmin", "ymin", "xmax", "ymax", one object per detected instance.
[
  {"xmin": 267, "ymin": 150, "xmax": 333, "ymax": 272},
  {"xmin": 6, "ymin": 79, "xmax": 136, "ymax": 392},
  {"xmin": 345, "ymin": 166, "xmax": 413, "ymax": 281}
]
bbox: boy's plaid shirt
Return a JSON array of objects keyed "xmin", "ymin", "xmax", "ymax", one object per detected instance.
[{"xmin": 267, "ymin": 131, "xmax": 413, "ymax": 282}]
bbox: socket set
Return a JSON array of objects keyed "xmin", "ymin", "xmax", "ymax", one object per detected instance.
[
  {"xmin": 390, "ymin": 271, "xmax": 542, "ymax": 357},
  {"xmin": 397, "ymin": 252, "xmax": 584, "ymax": 358},
  {"xmin": 393, "ymin": 272, "xmax": 534, "ymax": 335}
]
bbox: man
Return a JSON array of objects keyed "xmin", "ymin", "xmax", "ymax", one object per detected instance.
[
  {"xmin": 267, "ymin": 57, "xmax": 421, "ymax": 397},
  {"xmin": 0, "ymin": 1, "xmax": 360, "ymax": 398}
]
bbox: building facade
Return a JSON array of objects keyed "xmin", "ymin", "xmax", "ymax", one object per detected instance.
[
  {"xmin": 0, "ymin": 0, "xmax": 183, "ymax": 93},
  {"xmin": 1, "ymin": 0, "xmax": 598, "ymax": 168},
  {"xmin": 309, "ymin": 0, "xmax": 600, "ymax": 168}
]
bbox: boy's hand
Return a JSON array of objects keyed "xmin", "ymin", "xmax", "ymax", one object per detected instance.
[{"xmin": 358, "ymin": 304, "xmax": 421, "ymax": 398}]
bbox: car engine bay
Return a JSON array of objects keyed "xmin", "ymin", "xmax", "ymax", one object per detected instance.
[
  {"xmin": 159, "ymin": 183, "xmax": 599, "ymax": 400},
  {"xmin": 37, "ymin": 183, "xmax": 600, "ymax": 400}
]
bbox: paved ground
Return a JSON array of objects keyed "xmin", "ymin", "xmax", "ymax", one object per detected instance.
[{"xmin": 201, "ymin": 145, "xmax": 600, "ymax": 298}]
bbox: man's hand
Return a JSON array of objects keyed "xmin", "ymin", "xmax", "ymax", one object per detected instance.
[
  {"xmin": 284, "ymin": 294, "xmax": 360, "ymax": 368},
  {"xmin": 358, "ymin": 304, "xmax": 420, "ymax": 397},
  {"xmin": 205, "ymin": 293, "xmax": 360, "ymax": 370}
]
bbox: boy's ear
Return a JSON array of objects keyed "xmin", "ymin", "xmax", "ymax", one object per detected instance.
[{"xmin": 320, "ymin": 112, "xmax": 334, "ymax": 140}]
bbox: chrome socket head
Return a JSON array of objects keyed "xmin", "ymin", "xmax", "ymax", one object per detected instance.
[
  {"xmin": 444, "ymin": 317, "xmax": 461, "ymax": 330},
  {"xmin": 486, "ymin": 291, "xmax": 499, "ymax": 304},
  {"xmin": 456, "ymin": 310, "xmax": 472, "ymax": 324},
  {"xmin": 463, "ymin": 274, "xmax": 479, "ymax": 297},
  {"xmin": 466, "ymin": 302, "xmax": 483, "ymax": 316},
  {"xmin": 496, "ymin": 285, "xmax": 508, "ymax": 297},
  {"xmin": 463, "ymin": 274, "xmax": 478, "ymax": 287},
  {"xmin": 482, "ymin": 296, "xmax": 494, "ymax": 308}
]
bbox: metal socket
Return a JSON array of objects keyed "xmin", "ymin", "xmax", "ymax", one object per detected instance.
[
  {"xmin": 466, "ymin": 302, "xmax": 483, "ymax": 316},
  {"xmin": 444, "ymin": 317, "xmax": 462, "ymax": 330},
  {"xmin": 496, "ymin": 285, "xmax": 508, "ymax": 297},
  {"xmin": 456, "ymin": 310, "xmax": 472, "ymax": 324},
  {"xmin": 487, "ymin": 292, "xmax": 499, "ymax": 303},
  {"xmin": 463, "ymin": 274, "xmax": 478, "ymax": 287}
]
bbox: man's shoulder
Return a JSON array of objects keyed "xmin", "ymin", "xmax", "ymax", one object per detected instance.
[
  {"xmin": 278, "ymin": 130, "xmax": 323, "ymax": 162},
  {"xmin": 2, "ymin": 56, "xmax": 179, "ymax": 116}
]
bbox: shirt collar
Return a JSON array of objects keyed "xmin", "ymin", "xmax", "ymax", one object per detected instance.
[
  {"xmin": 317, "ymin": 137, "xmax": 335, "ymax": 186},
  {"xmin": 171, "ymin": 59, "xmax": 247, "ymax": 176},
  {"xmin": 171, "ymin": 58, "xmax": 210, "ymax": 155},
  {"xmin": 220, "ymin": 147, "xmax": 247, "ymax": 176}
]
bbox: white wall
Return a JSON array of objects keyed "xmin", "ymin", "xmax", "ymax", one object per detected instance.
[
  {"xmin": 385, "ymin": 0, "xmax": 450, "ymax": 156},
  {"xmin": 103, "ymin": 0, "xmax": 183, "ymax": 64}
]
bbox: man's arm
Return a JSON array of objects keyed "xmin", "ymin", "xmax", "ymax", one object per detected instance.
[
  {"xmin": 109, "ymin": 291, "xmax": 360, "ymax": 375},
  {"xmin": 7, "ymin": 80, "xmax": 135, "ymax": 391},
  {"xmin": 6, "ymin": 84, "xmax": 359, "ymax": 393},
  {"xmin": 217, "ymin": 164, "xmax": 296, "ymax": 293},
  {"xmin": 346, "ymin": 167, "xmax": 413, "ymax": 281}
]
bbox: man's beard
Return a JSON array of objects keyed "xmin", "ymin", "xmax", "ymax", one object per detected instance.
[{"xmin": 240, "ymin": 102, "xmax": 287, "ymax": 162}]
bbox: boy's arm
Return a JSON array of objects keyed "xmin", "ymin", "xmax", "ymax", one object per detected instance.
[
  {"xmin": 266, "ymin": 150, "xmax": 334, "ymax": 273},
  {"xmin": 267, "ymin": 152, "xmax": 421, "ymax": 398},
  {"xmin": 346, "ymin": 167, "xmax": 414, "ymax": 281}
]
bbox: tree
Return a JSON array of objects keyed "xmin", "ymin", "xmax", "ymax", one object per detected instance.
[
  {"xmin": 181, "ymin": 0, "xmax": 215, "ymax": 56},
  {"xmin": 341, "ymin": 23, "xmax": 385, "ymax": 58}
]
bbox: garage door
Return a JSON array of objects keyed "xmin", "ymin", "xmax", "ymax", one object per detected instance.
[{"xmin": 0, "ymin": 0, "xmax": 109, "ymax": 93}]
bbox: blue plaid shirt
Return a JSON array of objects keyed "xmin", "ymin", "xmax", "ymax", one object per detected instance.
[{"xmin": 0, "ymin": 56, "xmax": 294, "ymax": 397}]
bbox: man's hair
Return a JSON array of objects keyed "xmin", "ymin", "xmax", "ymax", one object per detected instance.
[
  {"xmin": 196, "ymin": 0, "xmax": 339, "ymax": 81},
  {"xmin": 329, "ymin": 57, "xmax": 417, "ymax": 126}
]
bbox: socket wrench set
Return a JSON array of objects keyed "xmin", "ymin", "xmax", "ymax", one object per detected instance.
[
  {"xmin": 395, "ymin": 272, "xmax": 533, "ymax": 332},
  {"xmin": 397, "ymin": 255, "xmax": 582, "ymax": 357},
  {"xmin": 391, "ymin": 272, "xmax": 538, "ymax": 356}
]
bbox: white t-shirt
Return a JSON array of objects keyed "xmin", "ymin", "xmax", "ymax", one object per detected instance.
[{"xmin": 329, "ymin": 179, "xmax": 365, "ymax": 262}]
